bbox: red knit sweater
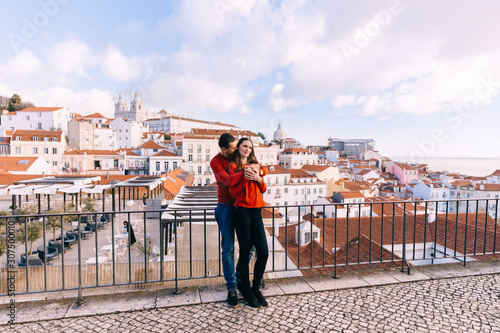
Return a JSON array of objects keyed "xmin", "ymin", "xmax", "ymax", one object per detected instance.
[
  {"xmin": 228, "ymin": 163, "xmax": 267, "ymax": 208},
  {"xmin": 210, "ymin": 153, "xmax": 244, "ymax": 205}
]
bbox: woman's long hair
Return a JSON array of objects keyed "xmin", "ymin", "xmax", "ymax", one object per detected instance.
[{"xmin": 232, "ymin": 137, "xmax": 259, "ymax": 171}]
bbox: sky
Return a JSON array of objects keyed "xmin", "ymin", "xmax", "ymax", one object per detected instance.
[{"xmin": 1, "ymin": 0, "xmax": 500, "ymax": 160}]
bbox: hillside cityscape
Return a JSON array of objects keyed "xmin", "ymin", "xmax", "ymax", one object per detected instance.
[{"xmin": 0, "ymin": 92, "xmax": 499, "ymax": 220}]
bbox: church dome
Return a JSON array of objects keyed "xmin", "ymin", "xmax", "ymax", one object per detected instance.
[{"xmin": 273, "ymin": 123, "xmax": 286, "ymax": 141}]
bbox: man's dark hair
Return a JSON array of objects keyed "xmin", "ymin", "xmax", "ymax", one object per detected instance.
[{"xmin": 218, "ymin": 133, "xmax": 236, "ymax": 149}]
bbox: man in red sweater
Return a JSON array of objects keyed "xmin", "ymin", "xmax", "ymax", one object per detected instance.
[{"xmin": 210, "ymin": 133, "xmax": 264, "ymax": 308}]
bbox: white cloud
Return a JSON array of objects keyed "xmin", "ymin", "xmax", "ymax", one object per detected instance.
[
  {"xmin": 142, "ymin": 75, "xmax": 252, "ymax": 115},
  {"xmin": 47, "ymin": 38, "xmax": 95, "ymax": 79},
  {"xmin": 268, "ymin": 84, "xmax": 297, "ymax": 112},
  {"xmin": 332, "ymin": 95, "xmax": 365, "ymax": 109},
  {"xmin": 0, "ymin": 49, "xmax": 43, "ymax": 77},
  {"xmin": 25, "ymin": 87, "xmax": 115, "ymax": 118},
  {"xmin": 101, "ymin": 46, "xmax": 143, "ymax": 82}
]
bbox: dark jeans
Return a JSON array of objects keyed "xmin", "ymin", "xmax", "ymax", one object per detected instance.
[{"xmin": 234, "ymin": 207, "xmax": 268, "ymax": 292}]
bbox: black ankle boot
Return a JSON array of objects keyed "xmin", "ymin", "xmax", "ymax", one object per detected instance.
[
  {"xmin": 241, "ymin": 288, "xmax": 261, "ymax": 308},
  {"xmin": 252, "ymin": 288, "xmax": 268, "ymax": 307}
]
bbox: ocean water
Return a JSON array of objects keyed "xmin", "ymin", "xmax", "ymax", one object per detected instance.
[{"xmin": 390, "ymin": 157, "xmax": 500, "ymax": 177}]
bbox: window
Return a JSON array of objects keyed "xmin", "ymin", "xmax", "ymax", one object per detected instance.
[
  {"xmin": 198, "ymin": 166, "xmax": 202, "ymax": 175},
  {"xmin": 164, "ymin": 161, "xmax": 169, "ymax": 170},
  {"xmin": 125, "ymin": 129, "xmax": 128, "ymax": 133},
  {"xmin": 26, "ymin": 116, "xmax": 30, "ymax": 121},
  {"xmin": 319, "ymin": 188, "xmax": 323, "ymax": 194},
  {"xmin": 16, "ymin": 136, "xmax": 21, "ymax": 141},
  {"xmin": 313, "ymin": 188, "xmax": 317, "ymax": 194},
  {"xmin": 38, "ymin": 123, "xmax": 42, "ymax": 129},
  {"xmin": 295, "ymin": 189, "xmax": 298, "ymax": 195},
  {"xmin": 153, "ymin": 149, "xmax": 158, "ymax": 152},
  {"xmin": 51, "ymin": 137, "xmax": 57, "ymax": 142},
  {"xmin": 189, "ymin": 166, "xmax": 193, "ymax": 172},
  {"xmin": 43, "ymin": 137, "xmax": 48, "ymax": 142},
  {"xmin": 16, "ymin": 147, "xmax": 21, "ymax": 154},
  {"xmin": 52, "ymin": 148, "xmax": 57, "ymax": 154},
  {"xmin": 267, "ymin": 189, "xmax": 271, "ymax": 195},
  {"xmin": 206, "ymin": 154, "xmax": 210, "ymax": 162},
  {"xmin": 52, "ymin": 161, "xmax": 57, "ymax": 166},
  {"xmin": 188, "ymin": 154, "xmax": 193, "ymax": 162},
  {"xmin": 301, "ymin": 189, "xmax": 305, "ymax": 195},
  {"xmin": 43, "ymin": 148, "xmax": 48, "ymax": 154},
  {"xmin": 32, "ymin": 136, "xmax": 38, "ymax": 141},
  {"xmin": 37, "ymin": 112, "xmax": 41, "ymax": 117},
  {"xmin": 33, "ymin": 147, "xmax": 38, "ymax": 154},
  {"xmin": 206, "ymin": 144, "xmax": 210, "ymax": 153},
  {"xmin": 156, "ymin": 161, "xmax": 160, "ymax": 171},
  {"xmin": 197, "ymin": 144, "xmax": 202, "ymax": 153},
  {"xmin": 284, "ymin": 188, "xmax": 288, "ymax": 193},
  {"xmin": 85, "ymin": 129, "xmax": 89, "ymax": 136},
  {"xmin": 276, "ymin": 177, "xmax": 279, "ymax": 185},
  {"xmin": 198, "ymin": 178, "xmax": 202, "ymax": 186},
  {"xmin": 188, "ymin": 144, "xmax": 193, "ymax": 153},
  {"xmin": 206, "ymin": 178, "xmax": 211, "ymax": 185}
]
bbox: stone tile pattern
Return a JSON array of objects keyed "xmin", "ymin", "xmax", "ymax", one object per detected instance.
[{"xmin": 4, "ymin": 274, "xmax": 500, "ymax": 333}]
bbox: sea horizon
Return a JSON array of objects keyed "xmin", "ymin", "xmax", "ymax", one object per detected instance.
[{"xmin": 389, "ymin": 156, "xmax": 500, "ymax": 177}]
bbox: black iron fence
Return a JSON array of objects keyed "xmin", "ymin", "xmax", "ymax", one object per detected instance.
[{"xmin": 0, "ymin": 198, "xmax": 498, "ymax": 303}]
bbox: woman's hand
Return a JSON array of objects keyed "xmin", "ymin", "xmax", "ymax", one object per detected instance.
[{"xmin": 244, "ymin": 164, "xmax": 262, "ymax": 183}]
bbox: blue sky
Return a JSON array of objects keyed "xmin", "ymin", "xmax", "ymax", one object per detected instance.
[{"xmin": 1, "ymin": 0, "xmax": 499, "ymax": 159}]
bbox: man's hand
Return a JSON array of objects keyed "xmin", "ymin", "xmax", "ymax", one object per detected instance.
[{"xmin": 244, "ymin": 164, "xmax": 262, "ymax": 183}]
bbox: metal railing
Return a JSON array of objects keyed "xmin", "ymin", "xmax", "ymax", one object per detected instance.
[{"xmin": 0, "ymin": 198, "xmax": 498, "ymax": 302}]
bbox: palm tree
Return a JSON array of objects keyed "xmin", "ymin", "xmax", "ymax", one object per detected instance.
[{"xmin": 8, "ymin": 93, "xmax": 22, "ymax": 112}]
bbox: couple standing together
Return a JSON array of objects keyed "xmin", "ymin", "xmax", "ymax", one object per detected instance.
[{"xmin": 210, "ymin": 133, "xmax": 269, "ymax": 308}]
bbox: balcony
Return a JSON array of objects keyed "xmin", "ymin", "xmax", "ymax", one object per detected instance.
[
  {"xmin": 1, "ymin": 196, "xmax": 498, "ymax": 300},
  {"xmin": 204, "ymin": 171, "xmax": 212, "ymax": 175}
]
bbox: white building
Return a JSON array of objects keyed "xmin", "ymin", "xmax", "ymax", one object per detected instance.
[
  {"xmin": 0, "ymin": 107, "xmax": 72, "ymax": 136},
  {"xmin": 278, "ymin": 148, "xmax": 319, "ymax": 169},
  {"xmin": 487, "ymin": 170, "xmax": 500, "ymax": 184},
  {"xmin": 324, "ymin": 149, "xmax": 338, "ymax": 163},
  {"xmin": 181, "ymin": 134, "xmax": 220, "ymax": 186},
  {"xmin": 114, "ymin": 92, "xmax": 154, "ymax": 123},
  {"xmin": 255, "ymin": 144, "xmax": 280, "ymax": 165},
  {"xmin": 144, "ymin": 110, "xmax": 239, "ymax": 133},
  {"xmin": 411, "ymin": 179, "xmax": 451, "ymax": 212},
  {"xmin": 62, "ymin": 150, "xmax": 122, "ymax": 175},
  {"xmin": 68, "ymin": 115, "xmax": 117, "ymax": 151},
  {"xmin": 355, "ymin": 169, "xmax": 380, "ymax": 182},
  {"xmin": 110, "ymin": 118, "xmax": 149, "ymax": 149},
  {"xmin": 9, "ymin": 130, "xmax": 65, "ymax": 174},
  {"xmin": 262, "ymin": 164, "xmax": 290, "ymax": 208},
  {"xmin": 0, "ymin": 156, "xmax": 51, "ymax": 175}
]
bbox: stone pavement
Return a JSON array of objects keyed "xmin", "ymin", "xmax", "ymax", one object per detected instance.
[{"xmin": 1, "ymin": 260, "xmax": 500, "ymax": 332}]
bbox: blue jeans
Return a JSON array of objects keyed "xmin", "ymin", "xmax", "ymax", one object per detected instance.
[{"xmin": 215, "ymin": 203, "xmax": 237, "ymax": 291}]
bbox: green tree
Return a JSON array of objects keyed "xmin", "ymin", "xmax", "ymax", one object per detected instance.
[
  {"xmin": 16, "ymin": 220, "xmax": 42, "ymax": 255},
  {"xmin": 46, "ymin": 209, "xmax": 63, "ymax": 241},
  {"xmin": 81, "ymin": 196, "xmax": 96, "ymax": 212},
  {"xmin": 257, "ymin": 132, "xmax": 266, "ymax": 140},
  {"xmin": 8, "ymin": 93, "xmax": 34, "ymax": 112},
  {"xmin": 136, "ymin": 236, "xmax": 158, "ymax": 262},
  {"xmin": 0, "ymin": 213, "xmax": 7, "ymax": 258},
  {"xmin": 164, "ymin": 133, "xmax": 171, "ymax": 140}
]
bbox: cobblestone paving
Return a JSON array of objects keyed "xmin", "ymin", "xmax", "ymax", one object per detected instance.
[{"xmin": 4, "ymin": 274, "xmax": 500, "ymax": 332}]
